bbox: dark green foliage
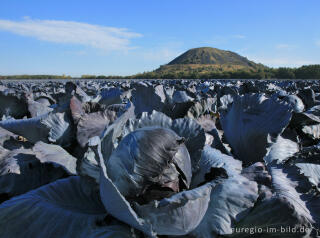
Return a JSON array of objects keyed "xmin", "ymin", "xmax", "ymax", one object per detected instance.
[
  {"xmin": 132, "ymin": 65, "xmax": 320, "ymax": 80},
  {"xmin": 274, "ymin": 67, "xmax": 296, "ymax": 79},
  {"xmin": 132, "ymin": 64, "xmax": 271, "ymax": 79},
  {"xmin": 294, "ymin": 65, "xmax": 320, "ymax": 79},
  {"xmin": 1, "ymin": 65, "xmax": 320, "ymax": 80}
]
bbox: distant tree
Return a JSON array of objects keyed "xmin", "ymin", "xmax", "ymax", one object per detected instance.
[
  {"xmin": 275, "ymin": 67, "xmax": 296, "ymax": 79},
  {"xmin": 96, "ymin": 75, "xmax": 107, "ymax": 79},
  {"xmin": 295, "ymin": 65, "xmax": 320, "ymax": 79},
  {"xmin": 81, "ymin": 75, "xmax": 96, "ymax": 79}
]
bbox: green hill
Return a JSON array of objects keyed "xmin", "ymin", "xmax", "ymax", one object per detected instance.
[
  {"xmin": 133, "ymin": 47, "xmax": 271, "ymax": 79},
  {"xmin": 167, "ymin": 47, "xmax": 258, "ymax": 67}
]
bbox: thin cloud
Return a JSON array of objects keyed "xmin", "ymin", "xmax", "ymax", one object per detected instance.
[
  {"xmin": 0, "ymin": 18, "xmax": 142, "ymax": 51},
  {"xmin": 248, "ymin": 55, "xmax": 315, "ymax": 67},
  {"xmin": 275, "ymin": 44, "xmax": 297, "ymax": 50},
  {"xmin": 141, "ymin": 48, "xmax": 182, "ymax": 62},
  {"xmin": 204, "ymin": 34, "xmax": 246, "ymax": 46},
  {"xmin": 316, "ymin": 40, "xmax": 320, "ymax": 47},
  {"xmin": 232, "ymin": 34, "xmax": 246, "ymax": 39}
]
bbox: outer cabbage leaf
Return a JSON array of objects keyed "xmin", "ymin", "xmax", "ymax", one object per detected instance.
[
  {"xmin": 0, "ymin": 142, "xmax": 77, "ymax": 201},
  {"xmin": 234, "ymin": 136, "xmax": 320, "ymax": 237},
  {"xmin": 164, "ymin": 90, "xmax": 195, "ymax": 119},
  {"xmin": 32, "ymin": 141, "xmax": 77, "ymax": 174},
  {"xmin": 195, "ymin": 114, "xmax": 217, "ymax": 132},
  {"xmin": 35, "ymin": 96, "xmax": 54, "ymax": 107},
  {"xmin": 283, "ymin": 94, "xmax": 305, "ymax": 113},
  {"xmin": 27, "ymin": 98, "xmax": 53, "ymax": 117},
  {"xmin": 100, "ymin": 103, "xmax": 135, "ymax": 161},
  {"xmin": 0, "ymin": 110, "xmax": 75, "ymax": 146},
  {"xmin": 301, "ymin": 124, "xmax": 320, "ymax": 140},
  {"xmin": 241, "ymin": 162, "xmax": 272, "ymax": 187},
  {"xmin": 0, "ymin": 115, "xmax": 50, "ymax": 143},
  {"xmin": 206, "ymin": 128, "xmax": 232, "ymax": 156},
  {"xmin": 218, "ymin": 94, "xmax": 233, "ymax": 111},
  {"xmin": 76, "ymin": 103, "xmax": 130, "ymax": 148},
  {"xmin": 220, "ymin": 94, "xmax": 292, "ymax": 164},
  {"xmin": 297, "ymin": 88, "xmax": 317, "ymax": 109},
  {"xmin": 268, "ymin": 164, "xmax": 314, "ymax": 224},
  {"xmin": 172, "ymin": 117, "xmax": 206, "ymax": 170},
  {"xmin": 76, "ymin": 111, "xmax": 112, "ymax": 148},
  {"xmin": 191, "ymin": 145, "xmax": 242, "ymax": 188},
  {"xmin": 41, "ymin": 110, "xmax": 75, "ymax": 146},
  {"xmin": 234, "ymin": 163, "xmax": 319, "ymax": 237},
  {"xmin": 264, "ymin": 135, "xmax": 299, "ymax": 165},
  {"xmin": 186, "ymin": 97, "xmax": 216, "ymax": 120},
  {"xmin": 128, "ymin": 110, "xmax": 173, "ymax": 131},
  {"xmin": 78, "ymin": 144, "xmax": 100, "ymax": 183},
  {"xmin": 191, "ymin": 175, "xmax": 258, "ymax": 237},
  {"xmin": 69, "ymin": 96, "xmax": 85, "ymax": 124},
  {"xmin": 78, "ymin": 103, "xmax": 135, "ymax": 182},
  {"xmin": 133, "ymin": 183, "xmax": 212, "ymax": 235},
  {"xmin": 74, "ymin": 83, "xmax": 92, "ymax": 103},
  {"xmin": 132, "ymin": 83, "xmax": 166, "ymax": 115},
  {"xmin": 291, "ymin": 105, "xmax": 320, "ymax": 126},
  {"xmin": 296, "ymin": 163, "xmax": 320, "ymax": 192},
  {"xmin": 232, "ymin": 196, "xmax": 313, "ymax": 237},
  {"xmin": 298, "ymin": 142, "xmax": 320, "ymax": 163},
  {"xmin": 98, "ymin": 87, "xmax": 123, "ymax": 107},
  {"xmin": 0, "ymin": 86, "xmax": 28, "ymax": 119},
  {"xmin": 0, "ymin": 176, "xmax": 135, "ymax": 238},
  {"xmin": 0, "ymin": 126, "xmax": 33, "ymax": 150}
]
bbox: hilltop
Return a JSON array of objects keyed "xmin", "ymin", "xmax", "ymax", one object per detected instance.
[{"xmin": 167, "ymin": 47, "xmax": 258, "ymax": 67}]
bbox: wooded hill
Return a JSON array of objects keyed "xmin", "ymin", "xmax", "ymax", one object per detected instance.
[{"xmin": 133, "ymin": 47, "xmax": 320, "ymax": 79}]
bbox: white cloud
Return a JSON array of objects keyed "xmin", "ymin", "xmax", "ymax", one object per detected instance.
[{"xmin": 0, "ymin": 18, "xmax": 142, "ymax": 51}]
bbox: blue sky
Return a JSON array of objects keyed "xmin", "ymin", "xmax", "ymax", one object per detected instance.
[{"xmin": 0, "ymin": 0, "xmax": 320, "ymax": 76}]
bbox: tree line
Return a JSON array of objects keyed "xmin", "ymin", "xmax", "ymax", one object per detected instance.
[
  {"xmin": 132, "ymin": 65, "xmax": 320, "ymax": 79},
  {"xmin": 1, "ymin": 65, "xmax": 320, "ymax": 80}
]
